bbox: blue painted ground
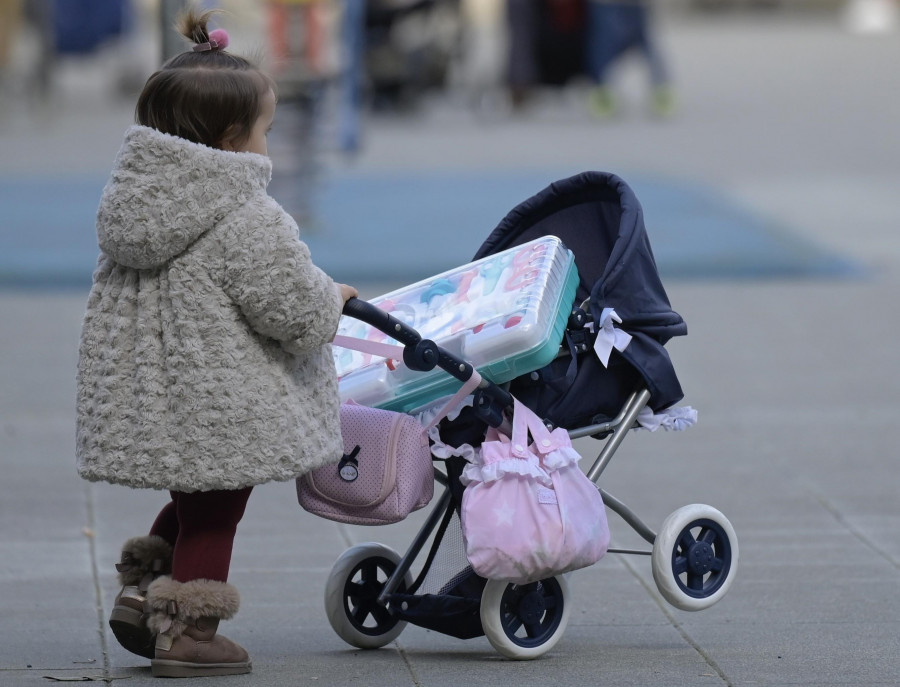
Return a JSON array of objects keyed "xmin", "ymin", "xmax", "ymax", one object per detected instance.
[{"xmin": 0, "ymin": 169, "xmax": 862, "ymax": 289}]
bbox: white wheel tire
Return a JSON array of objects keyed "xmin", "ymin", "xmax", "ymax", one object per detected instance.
[
  {"xmin": 324, "ymin": 543, "xmax": 412, "ymax": 649},
  {"xmin": 651, "ymin": 504, "xmax": 739, "ymax": 612},
  {"xmin": 480, "ymin": 576, "xmax": 571, "ymax": 660}
]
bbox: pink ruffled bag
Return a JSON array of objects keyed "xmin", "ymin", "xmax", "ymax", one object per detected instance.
[{"xmin": 460, "ymin": 398, "xmax": 610, "ymax": 584}]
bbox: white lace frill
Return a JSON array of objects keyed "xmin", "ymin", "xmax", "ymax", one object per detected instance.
[
  {"xmin": 459, "ymin": 436, "xmax": 580, "ymax": 487},
  {"xmin": 460, "ymin": 450, "xmax": 552, "ymax": 488},
  {"xmin": 636, "ymin": 405, "xmax": 698, "ymax": 432}
]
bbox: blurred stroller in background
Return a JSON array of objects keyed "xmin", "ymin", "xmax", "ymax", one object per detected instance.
[{"xmin": 364, "ymin": 0, "xmax": 461, "ymax": 110}]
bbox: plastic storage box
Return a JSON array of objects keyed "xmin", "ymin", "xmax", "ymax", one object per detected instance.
[{"xmin": 334, "ymin": 235, "xmax": 579, "ymax": 412}]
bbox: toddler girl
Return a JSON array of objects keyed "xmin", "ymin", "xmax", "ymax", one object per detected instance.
[{"xmin": 75, "ymin": 8, "xmax": 356, "ymax": 678}]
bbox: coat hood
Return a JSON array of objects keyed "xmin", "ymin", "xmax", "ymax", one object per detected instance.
[{"xmin": 96, "ymin": 125, "xmax": 272, "ymax": 269}]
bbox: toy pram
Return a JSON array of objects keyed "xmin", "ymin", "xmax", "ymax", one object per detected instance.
[{"xmin": 317, "ymin": 172, "xmax": 738, "ymax": 660}]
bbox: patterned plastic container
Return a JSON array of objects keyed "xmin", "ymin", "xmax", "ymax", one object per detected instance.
[{"xmin": 334, "ymin": 236, "xmax": 579, "ymax": 412}]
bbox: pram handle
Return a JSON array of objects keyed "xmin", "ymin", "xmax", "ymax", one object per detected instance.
[
  {"xmin": 343, "ymin": 297, "xmax": 421, "ymax": 348},
  {"xmin": 341, "ymin": 297, "xmax": 513, "ymax": 425},
  {"xmin": 342, "ymin": 297, "xmax": 438, "ymax": 372}
]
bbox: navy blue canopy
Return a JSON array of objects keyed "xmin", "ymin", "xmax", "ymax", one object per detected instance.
[{"xmin": 473, "ymin": 171, "xmax": 687, "ymax": 422}]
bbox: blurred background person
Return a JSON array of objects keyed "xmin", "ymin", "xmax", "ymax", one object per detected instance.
[{"xmin": 264, "ymin": 0, "xmax": 342, "ymax": 224}]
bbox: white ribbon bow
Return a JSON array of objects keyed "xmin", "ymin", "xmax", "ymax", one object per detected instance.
[{"xmin": 592, "ymin": 307, "xmax": 633, "ymax": 367}]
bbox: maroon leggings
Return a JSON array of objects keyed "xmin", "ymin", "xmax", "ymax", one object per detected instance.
[{"xmin": 149, "ymin": 487, "xmax": 253, "ymax": 583}]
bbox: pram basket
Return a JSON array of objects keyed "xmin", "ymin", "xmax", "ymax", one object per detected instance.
[{"xmin": 320, "ymin": 173, "xmax": 738, "ymax": 660}]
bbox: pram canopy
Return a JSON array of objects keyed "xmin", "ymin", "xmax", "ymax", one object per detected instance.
[{"xmin": 473, "ymin": 171, "xmax": 687, "ymax": 420}]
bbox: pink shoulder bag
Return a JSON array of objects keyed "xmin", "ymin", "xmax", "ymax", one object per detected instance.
[
  {"xmin": 297, "ymin": 335, "xmax": 482, "ymax": 526},
  {"xmin": 460, "ymin": 398, "xmax": 610, "ymax": 583}
]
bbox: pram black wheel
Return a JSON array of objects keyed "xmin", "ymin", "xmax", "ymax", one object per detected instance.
[
  {"xmin": 480, "ymin": 575, "xmax": 571, "ymax": 660},
  {"xmin": 651, "ymin": 504, "xmax": 739, "ymax": 612},
  {"xmin": 324, "ymin": 543, "xmax": 413, "ymax": 649}
]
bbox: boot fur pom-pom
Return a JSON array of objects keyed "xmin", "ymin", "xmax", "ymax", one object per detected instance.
[
  {"xmin": 146, "ymin": 577, "xmax": 241, "ymax": 639},
  {"xmin": 116, "ymin": 535, "xmax": 173, "ymax": 586}
]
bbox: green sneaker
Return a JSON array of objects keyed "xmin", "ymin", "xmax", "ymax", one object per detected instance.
[
  {"xmin": 650, "ymin": 86, "xmax": 676, "ymax": 118},
  {"xmin": 588, "ymin": 87, "xmax": 617, "ymax": 119}
]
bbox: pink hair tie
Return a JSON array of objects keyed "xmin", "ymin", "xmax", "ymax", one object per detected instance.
[{"xmin": 193, "ymin": 28, "xmax": 229, "ymax": 52}]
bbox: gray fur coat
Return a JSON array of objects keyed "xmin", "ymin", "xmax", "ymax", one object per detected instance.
[{"xmin": 76, "ymin": 125, "xmax": 344, "ymax": 493}]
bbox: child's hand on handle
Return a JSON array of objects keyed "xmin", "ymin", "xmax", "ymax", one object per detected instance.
[{"xmin": 338, "ymin": 283, "xmax": 358, "ymax": 303}]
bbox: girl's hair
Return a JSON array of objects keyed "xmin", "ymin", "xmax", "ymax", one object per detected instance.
[{"xmin": 135, "ymin": 8, "xmax": 275, "ymax": 150}]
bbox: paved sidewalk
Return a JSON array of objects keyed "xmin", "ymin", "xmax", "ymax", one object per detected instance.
[{"xmin": 2, "ymin": 13, "xmax": 900, "ymax": 687}]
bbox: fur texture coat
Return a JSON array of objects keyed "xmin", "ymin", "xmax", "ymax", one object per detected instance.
[{"xmin": 76, "ymin": 125, "xmax": 344, "ymax": 493}]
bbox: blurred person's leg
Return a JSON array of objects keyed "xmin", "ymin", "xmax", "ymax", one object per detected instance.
[
  {"xmin": 586, "ymin": 1, "xmax": 632, "ymax": 117},
  {"xmin": 634, "ymin": 4, "xmax": 666, "ymax": 85},
  {"xmin": 22, "ymin": 0, "xmax": 54, "ymax": 103},
  {"xmin": 460, "ymin": 0, "xmax": 508, "ymax": 113},
  {"xmin": 506, "ymin": 0, "xmax": 539, "ymax": 108},
  {"xmin": 633, "ymin": 1, "xmax": 675, "ymax": 116},
  {"xmin": 338, "ymin": 0, "xmax": 365, "ymax": 153}
]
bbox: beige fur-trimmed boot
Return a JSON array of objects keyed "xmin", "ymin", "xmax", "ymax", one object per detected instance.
[
  {"xmin": 146, "ymin": 577, "xmax": 251, "ymax": 677},
  {"xmin": 109, "ymin": 535, "xmax": 172, "ymax": 658}
]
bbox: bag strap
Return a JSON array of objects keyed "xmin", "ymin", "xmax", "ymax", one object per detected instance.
[
  {"xmin": 333, "ymin": 334, "xmax": 404, "ymax": 361},
  {"xmin": 423, "ymin": 370, "xmax": 483, "ymax": 431},
  {"xmin": 511, "ymin": 397, "xmax": 563, "ymax": 458},
  {"xmin": 332, "ymin": 334, "xmax": 483, "ymax": 431}
]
